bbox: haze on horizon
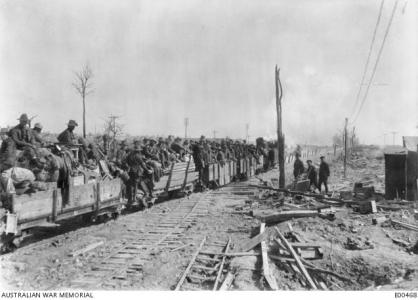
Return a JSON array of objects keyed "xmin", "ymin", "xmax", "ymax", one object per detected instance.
[{"xmin": 0, "ymin": 0, "xmax": 416, "ymax": 146}]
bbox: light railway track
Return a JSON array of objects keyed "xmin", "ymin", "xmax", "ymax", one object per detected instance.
[
  {"xmin": 175, "ymin": 236, "xmax": 231, "ymax": 291},
  {"xmin": 62, "ymin": 194, "xmax": 215, "ymax": 289}
]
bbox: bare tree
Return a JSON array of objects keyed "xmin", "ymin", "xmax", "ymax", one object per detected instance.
[
  {"xmin": 73, "ymin": 64, "xmax": 94, "ymax": 138},
  {"xmin": 103, "ymin": 115, "xmax": 124, "ymax": 158}
]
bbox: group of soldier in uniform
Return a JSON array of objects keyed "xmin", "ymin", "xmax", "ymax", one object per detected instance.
[
  {"xmin": 108, "ymin": 135, "xmax": 275, "ymax": 208},
  {"xmin": 293, "ymin": 152, "xmax": 330, "ymax": 193},
  {"xmin": 1, "ymin": 112, "xmax": 332, "ymax": 208}
]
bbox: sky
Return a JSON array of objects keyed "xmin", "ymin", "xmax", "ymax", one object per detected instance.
[{"xmin": 0, "ymin": 0, "xmax": 416, "ymax": 146}]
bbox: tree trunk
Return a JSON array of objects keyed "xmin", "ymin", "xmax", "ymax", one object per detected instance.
[{"xmin": 82, "ymin": 94, "xmax": 86, "ymax": 138}]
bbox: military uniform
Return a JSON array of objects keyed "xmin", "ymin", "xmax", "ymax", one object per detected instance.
[
  {"xmin": 293, "ymin": 157, "xmax": 305, "ymax": 179},
  {"xmin": 9, "ymin": 124, "xmax": 33, "ymax": 150},
  {"xmin": 318, "ymin": 158, "xmax": 330, "ymax": 193},
  {"xmin": 306, "ymin": 163, "xmax": 318, "ymax": 189},
  {"xmin": 57, "ymin": 129, "xmax": 77, "ymax": 145}
]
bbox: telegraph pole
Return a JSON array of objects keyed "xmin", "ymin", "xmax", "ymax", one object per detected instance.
[
  {"xmin": 275, "ymin": 65, "xmax": 285, "ymax": 188},
  {"xmin": 344, "ymin": 118, "xmax": 348, "ymax": 178},
  {"xmin": 184, "ymin": 117, "xmax": 189, "ymax": 139},
  {"xmin": 245, "ymin": 123, "xmax": 249, "ymax": 143}
]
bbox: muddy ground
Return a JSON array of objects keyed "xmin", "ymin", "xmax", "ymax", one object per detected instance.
[{"xmin": 0, "ymin": 146, "xmax": 417, "ymax": 291}]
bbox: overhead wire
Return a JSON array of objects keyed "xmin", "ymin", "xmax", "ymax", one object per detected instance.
[
  {"xmin": 349, "ymin": 0, "xmax": 385, "ymax": 121},
  {"xmin": 351, "ymin": 0, "xmax": 399, "ymax": 124}
]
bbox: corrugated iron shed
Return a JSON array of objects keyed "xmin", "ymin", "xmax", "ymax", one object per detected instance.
[
  {"xmin": 383, "ymin": 145, "xmax": 408, "ymax": 155},
  {"xmin": 403, "ymin": 136, "xmax": 418, "ymax": 152}
]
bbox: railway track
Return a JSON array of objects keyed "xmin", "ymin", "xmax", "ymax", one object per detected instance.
[
  {"xmin": 62, "ymin": 194, "xmax": 214, "ymax": 289},
  {"xmin": 175, "ymin": 237, "xmax": 231, "ymax": 291},
  {"xmin": 2, "ymin": 177, "xmax": 264, "ymax": 290}
]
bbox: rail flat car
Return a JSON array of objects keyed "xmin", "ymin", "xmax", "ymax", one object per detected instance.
[
  {"xmin": 0, "ymin": 175, "xmax": 123, "ymax": 251},
  {"xmin": 0, "ymin": 152, "xmax": 277, "ymax": 252}
]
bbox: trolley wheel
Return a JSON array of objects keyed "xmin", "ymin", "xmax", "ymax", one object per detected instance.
[
  {"xmin": 111, "ymin": 212, "xmax": 120, "ymax": 220},
  {"xmin": 0, "ymin": 233, "xmax": 17, "ymax": 254}
]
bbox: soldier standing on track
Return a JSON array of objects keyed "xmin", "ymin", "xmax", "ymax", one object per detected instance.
[
  {"xmin": 318, "ymin": 156, "xmax": 330, "ymax": 193},
  {"xmin": 57, "ymin": 120, "xmax": 78, "ymax": 145},
  {"xmin": 306, "ymin": 160, "xmax": 318, "ymax": 191},
  {"xmin": 293, "ymin": 153, "xmax": 304, "ymax": 180},
  {"xmin": 123, "ymin": 146, "xmax": 152, "ymax": 209}
]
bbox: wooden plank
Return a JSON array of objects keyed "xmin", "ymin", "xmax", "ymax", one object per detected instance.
[
  {"xmin": 213, "ymin": 238, "xmax": 231, "ymax": 290},
  {"xmin": 175, "ymin": 237, "xmax": 207, "ymax": 291},
  {"xmin": 51, "ymin": 189, "xmax": 58, "ymax": 222},
  {"xmin": 12, "ymin": 190, "xmax": 56, "ymax": 221},
  {"xmin": 165, "ymin": 163, "xmax": 176, "ymax": 192},
  {"xmin": 219, "ymin": 165, "xmax": 225, "ymax": 186},
  {"xmin": 391, "ymin": 219, "xmax": 418, "ymax": 231},
  {"xmin": 260, "ymin": 223, "xmax": 279, "ymax": 290},
  {"xmin": 290, "ymin": 243, "xmax": 321, "ymax": 249},
  {"xmin": 219, "ymin": 271, "xmax": 235, "ymax": 291},
  {"xmin": 198, "ymin": 251, "xmax": 261, "ymax": 257},
  {"xmin": 224, "ymin": 162, "xmax": 231, "ymax": 185},
  {"xmin": 182, "ymin": 156, "xmax": 192, "ymax": 189},
  {"xmin": 253, "ymin": 210, "xmax": 319, "ymax": 224},
  {"xmin": 68, "ymin": 182, "xmax": 96, "ymax": 208},
  {"xmin": 69, "ymin": 241, "xmax": 104, "ymax": 257},
  {"xmin": 245, "ymin": 158, "xmax": 251, "ymax": 177},
  {"xmin": 274, "ymin": 227, "xmax": 317, "ymax": 289},
  {"xmin": 154, "ymin": 176, "xmax": 169, "ymax": 190},
  {"xmin": 269, "ymin": 255, "xmax": 353, "ymax": 283},
  {"xmin": 213, "ymin": 163, "xmax": 219, "ymax": 181},
  {"xmin": 237, "ymin": 231, "xmax": 266, "ymax": 252}
]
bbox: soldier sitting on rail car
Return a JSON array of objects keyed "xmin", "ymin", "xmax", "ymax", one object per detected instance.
[
  {"xmin": 57, "ymin": 120, "xmax": 78, "ymax": 145},
  {"xmin": 7, "ymin": 114, "xmax": 39, "ymax": 168},
  {"xmin": 142, "ymin": 139, "xmax": 162, "ymax": 182},
  {"xmin": 31, "ymin": 123, "xmax": 45, "ymax": 147},
  {"xmin": 170, "ymin": 137, "xmax": 185, "ymax": 159},
  {"xmin": 157, "ymin": 140, "xmax": 170, "ymax": 169}
]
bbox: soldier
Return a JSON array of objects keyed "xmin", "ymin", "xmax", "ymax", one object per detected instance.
[
  {"xmin": 306, "ymin": 160, "xmax": 318, "ymax": 191},
  {"xmin": 9, "ymin": 113, "xmax": 34, "ymax": 150},
  {"xmin": 293, "ymin": 153, "xmax": 304, "ymax": 180},
  {"xmin": 32, "ymin": 123, "xmax": 45, "ymax": 147},
  {"xmin": 57, "ymin": 120, "xmax": 78, "ymax": 145},
  {"xmin": 318, "ymin": 156, "xmax": 330, "ymax": 193},
  {"xmin": 157, "ymin": 140, "xmax": 170, "ymax": 169},
  {"xmin": 217, "ymin": 145, "xmax": 226, "ymax": 166},
  {"xmin": 123, "ymin": 147, "xmax": 152, "ymax": 208},
  {"xmin": 191, "ymin": 140, "xmax": 205, "ymax": 182},
  {"xmin": 115, "ymin": 140, "xmax": 128, "ymax": 167},
  {"xmin": 170, "ymin": 137, "xmax": 185, "ymax": 159},
  {"xmin": 267, "ymin": 142, "xmax": 276, "ymax": 169}
]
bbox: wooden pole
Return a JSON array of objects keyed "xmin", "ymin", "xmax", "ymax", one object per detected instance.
[
  {"xmin": 344, "ymin": 118, "xmax": 348, "ymax": 178},
  {"xmin": 184, "ymin": 118, "xmax": 189, "ymax": 139},
  {"xmin": 275, "ymin": 65, "xmax": 285, "ymax": 188}
]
